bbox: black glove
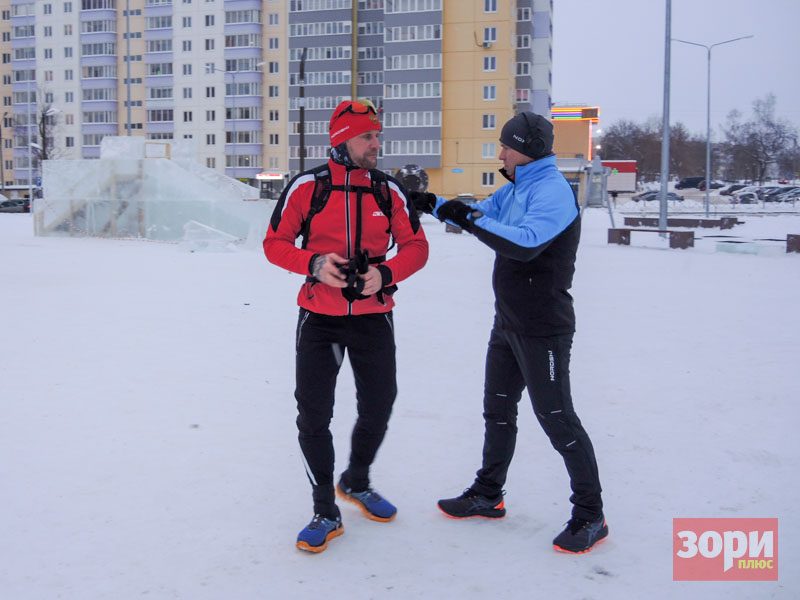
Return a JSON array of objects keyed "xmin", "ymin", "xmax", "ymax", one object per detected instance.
[
  {"xmin": 436, "ymin": 199, "xmax": 474, "ymax": 231},
  {"xmin": 339, "ymin": 250, "xmax": 370, "ymax": 302},
  {"xmin": 409, "ymin": 191, "xmax": 437, "ymax": 214}
]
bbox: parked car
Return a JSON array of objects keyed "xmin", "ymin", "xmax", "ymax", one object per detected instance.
[
  {"xmin": 696, "ymin": 179, "xmax": 725, "ymax": 191},
  {"xmin": 0, "ymin": 198, "xmax": 30, "ymax": 213},
  {"xmin": 675, "ymin": 176, "xmax": 705, "ymax": 189},
  {"xmin": 720, "ymin": 184, "xmax": 747, "ymax": 196},
  {"xmin": 772, "ymin": 188, "xmax": 800, "ymax": 202},
  {"xmin": 756, "ymin": 186, "xmax": 784, "ymax": 200},
  {"xmin": 631, "ymin": 191, "xmax": 684, "ymax": 202},
  {"xmin": 733, "ymin": 192, "xmax": 758, "ymax": 204}
]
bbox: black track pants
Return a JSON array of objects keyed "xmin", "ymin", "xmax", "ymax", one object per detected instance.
[
  {"xmin": 294, "ymin": 309, "xmax": 397, "ymax": 518},
  {"xmin": 472, "ymin": 327, "xmax": 603, "ymax": 520}
]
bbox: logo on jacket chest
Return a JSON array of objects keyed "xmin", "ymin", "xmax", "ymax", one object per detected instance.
[{"xmin": 372, "ymin": 210, "xmax": 384, "ymax": 217}]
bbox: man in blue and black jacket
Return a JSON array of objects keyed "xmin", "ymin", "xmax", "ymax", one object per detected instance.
[{"xmin": 412, "ymin": 112, "xmax": 607, "ymax": 554}]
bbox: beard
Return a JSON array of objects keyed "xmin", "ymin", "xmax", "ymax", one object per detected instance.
[{"xmin": 352, "ymin": 151, "xmax": 378, "ymax": 170}]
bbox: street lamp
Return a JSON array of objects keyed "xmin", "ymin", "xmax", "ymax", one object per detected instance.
[
  {"xmin": 673, "ymin": 34, "xmax": 754, "ymax": 217},
  {"xmin": 206, "ymin": 64, "xmax": 237, "ymax": 177},
  {"xmin": 26, "ymin": 74, "xmax": 33, "ymax": 203},
  {"xmin": 0, "ymin": 110, "xmax": 7, "ymax": 193}
]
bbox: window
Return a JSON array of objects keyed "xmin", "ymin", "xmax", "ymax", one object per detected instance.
[
  {"xmin": 183, "ymin": 87, "xmax": 192, "ymax": 98},
  {"xmin": 206, "ymin": 134, "xmax": 215, "ymax": 145},
  {"xmin": 148, "ymin": 87, "xmax": 173, "ymax": 99},
  {"xmin": 147, "ymin": 40, "xmax": 173, "ymax": 53},
  {"xmin": 515, "ymin": 89, "xmax": 530, "ymax": 103},
  {"xmin": 64, "ymin": 24, "xmax": 72, "ymax": 35},
  {"xmin": 146, "ymin": 109, "xmax": 174, "ymax": 122},
  {"xmin": 269, "ymin": 37, "xmax": 279, "ymax": 49},
  {"xmin": 66, "ymin": 136, "xmax": 74, "ymax": 147},
  {"xmin": 268, "ymin": 13, "xmax": 278, "ymax": 25},
  {"xmin": 206, "ymin": 157, "xmax": 216, "ymax": 168},
  {"xmin": 517, "ymin": 35, "xmax": 531, "ymax": 48},
  {"xmin": 484, "ymin": 0, "xmax": 497, "ymax": 12},
  {"xmin": 516, "ymin": 62, "xmax": 530, "ymax": 76},
  {"xmin": 44, "ymin": 26, "xmax": 53, "ymax": 37},
  {"xmin": 206, "ymin": 110, "xmax": 215, "ymax": 121},
  {"xmin": 206, "ymin": 87, "xmax": 215, "ymax": 98},
  {"xmin": 145, "ymin": 16, "xmax": 172, "ymax": 29},
  {"xmin": 482, "ymin": 172, "xmax": 495, "ymax": 187},
  {"xmin": 483, "ymin": 27, "xmax": 496, "ymax": 44},
  {"xmin": 205, "ymin": 15, "xmax": 214, "ymax": 26},
  {"xmin": 517, "ymin": 7, "xmax": 531, "ymax": 20},
  {"xmin": 269, "ymin": 133, "xmax": 279, "ymax": 145},
  {"xmin": 483, "ymin": 56, "xmax": 496, "ymax": 72},
  {"xmin": 183, "ymin": 64, "xmax": 192, "ymax": 75},
  {"xmin": 148, "ymin": 63, "xmax": 173, "ymax": 76},
  {"xmin": 482, "ymin": 143, "xmax": 496, "ymax": 159},
  {"xmin": 205, "ymin": 39, "xmax": 214, "ymax": 50},
  {"xmin": 64, "ymin": 47, "xmax": 73, "ymax": 58},
  {"xmin": 182, "ymin": 16, "xmax": 191, "ymax": 27},
  {"xmin": 483, "ymin": 85, "xmax": 496, "ymax": 101},
  {"xmin": 183, "ymin": 111, "xmax": 192, "ymax": 122},
  {"xmin": 268, "ymin": 61, "xmax": 279, "ymax": 73},
  {"xmin": 182, "ymin": 40, "xmax": 192, "ymax": 51},
  {"xmin": 44, "ymin": 3, "xmax": 53, "ymax": 14},
  {"xmin": 64, "ymin": 2, "xmax": 72, "ymax": 11},
  {"xmin": 268, "ymin": 85, "xmax": 279, "ymax": 97},
  {"xmin": 65, "ymin": 92, "xmax": 74, "ymax": 102},
  {"xmin": 65, "ymin": 69, "xmax": 74, "ymax": 80},
  {"xmin": 269, "ymin": 110, "xmax": 279, "ymax": 121}
]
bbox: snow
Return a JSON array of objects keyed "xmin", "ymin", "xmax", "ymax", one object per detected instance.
[{"xmin": 1, "ymin": 207, "xmax": 798, "ymax": 599}]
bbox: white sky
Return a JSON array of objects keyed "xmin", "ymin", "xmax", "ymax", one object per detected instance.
[{"xmin": 552, "ymin": 0, "xmax": 800, "ymax": 137}]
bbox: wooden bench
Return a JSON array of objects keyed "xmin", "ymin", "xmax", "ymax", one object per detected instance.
[
  {"xmin": 608, "ymin": 228, "xmax": 694, "ymax": 249},
  {"xmin": 623, "ymin": 217, "xmax": 739, "ymax": 230}
]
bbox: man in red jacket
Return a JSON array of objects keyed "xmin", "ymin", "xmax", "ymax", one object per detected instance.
[{"xmin": 264, "ymin": 100, "xmax": 428, "ymax": 553}]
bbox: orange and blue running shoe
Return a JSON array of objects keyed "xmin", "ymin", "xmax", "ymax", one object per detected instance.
[
  {"xmin": 296, "ymin": 514, "xmax": 344, "ymax": 553},
  {"xmin": 336, "ymin": 479, "xmax": 397, "ymax": 522}
]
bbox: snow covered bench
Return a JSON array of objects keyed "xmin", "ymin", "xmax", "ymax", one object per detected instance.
[{"xmin": 608, "ymin": 228, "xmax": 694, "ymax": 249}]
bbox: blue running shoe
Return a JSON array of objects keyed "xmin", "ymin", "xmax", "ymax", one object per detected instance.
[
  {"xmin": 296, "ymin": 514, "xmax": 344, "ymax": 553},
  {"xmin": 336, "ymin": 480, "xmax": 397, "ymax": 522},
  {"xmin": 553, "ymin": 515, "xmax": 608, "ymax": 553},
  {"xmin": 437, "ymin": 488, "xmax": 506, "ymax": 519}
]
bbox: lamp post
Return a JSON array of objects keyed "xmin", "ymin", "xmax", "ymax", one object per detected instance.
[
  {"xmin": 673, "ymin": 34, "xmax": 754, "ymax": 217},
  {"xmin": 0, "ymin": 111, "xmax": 7, "ymax": 193},
  {"xmin": 206, "ymin": 64, "xmax": 237, "ymax": 177},
  {"xmin": 298, "ymin": 47, "xmax": 307, "ymax": 172},
  {"xmin": 26, "ymin": 74, "xmax": 33, "ymax": 202}
]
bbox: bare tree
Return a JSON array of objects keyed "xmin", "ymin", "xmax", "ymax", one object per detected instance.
[
  {"xmin": 599, "ymin": 119, "xmax": 707, "ymax": 182},
  {"xmin": 722, "ymin": 94, "xmax": 798, "ymax": 183}
]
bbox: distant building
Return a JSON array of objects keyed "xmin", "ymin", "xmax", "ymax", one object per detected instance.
[{"xmin": 3, "ymin": 0, "xmax": 553, "ymax": 199}]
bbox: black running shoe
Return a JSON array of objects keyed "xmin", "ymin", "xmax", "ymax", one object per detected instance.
[
  {"xmin": 437, "ymin": 488, "xmax": 506, "ymax": 519},
  {"xmin": 553, "ymin": 515, "xmax": 608, "ymax": 553}
]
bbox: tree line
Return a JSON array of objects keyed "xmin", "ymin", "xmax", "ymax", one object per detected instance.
[{"xmin": 598, "ymin": 94, "xmax": 799, "ymax": 183}]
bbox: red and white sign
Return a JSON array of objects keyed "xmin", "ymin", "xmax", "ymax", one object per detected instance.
[{"xmin": 673, "ymin": 518, "xmax": 778, "ymax": 581}]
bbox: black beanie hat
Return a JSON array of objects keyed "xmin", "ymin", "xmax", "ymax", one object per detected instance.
[{"xmin": 499, "ymin": 112, "xmax": 554, "ymax": 160}]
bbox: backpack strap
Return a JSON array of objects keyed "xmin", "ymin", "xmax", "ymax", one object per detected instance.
[{"xmin": 299, "ymin": 164, "xmax": 332, "ymax": 250}]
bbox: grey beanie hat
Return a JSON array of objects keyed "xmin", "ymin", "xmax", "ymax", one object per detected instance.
[{"xmin": 499, "ymin": 112, "xmax": 554, "ymax": 160}]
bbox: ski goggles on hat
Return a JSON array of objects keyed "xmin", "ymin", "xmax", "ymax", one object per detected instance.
[{"xmin": 332, "ymin": 99, "xmax": 378, "ymax": 122}]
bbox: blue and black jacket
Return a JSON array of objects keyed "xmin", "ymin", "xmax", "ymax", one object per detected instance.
[{"xmin": 433, "ymin": 154, "xmax": 580, "ymax": 336}]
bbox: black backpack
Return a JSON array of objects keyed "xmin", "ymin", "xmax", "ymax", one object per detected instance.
[{"xmin": 299, "ymin": 164, "xmax": 394, "ymax": 253}]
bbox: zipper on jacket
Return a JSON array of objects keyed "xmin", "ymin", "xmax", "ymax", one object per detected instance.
[{"xmin": 345, "ymin": 170, "xmax": 353, "ymax": 316}]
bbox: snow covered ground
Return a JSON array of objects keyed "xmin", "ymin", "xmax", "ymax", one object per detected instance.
[{"xmin": 1, "ymin": 207, "xmax": 798, "ymax": 599}]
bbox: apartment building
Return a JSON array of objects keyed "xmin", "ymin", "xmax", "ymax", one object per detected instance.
[
  {"xmin": 287, "ymin": 0, "xmax": 552, "ymax": 198},
  {"xmin": 4, "ymin": 0, "xmax": 552, "ymax": 199}
]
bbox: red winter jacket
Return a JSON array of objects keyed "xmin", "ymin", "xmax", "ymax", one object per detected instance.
[{"xmin": 264, "ymin": 159, "xmax": 429, "ymax": 316}]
